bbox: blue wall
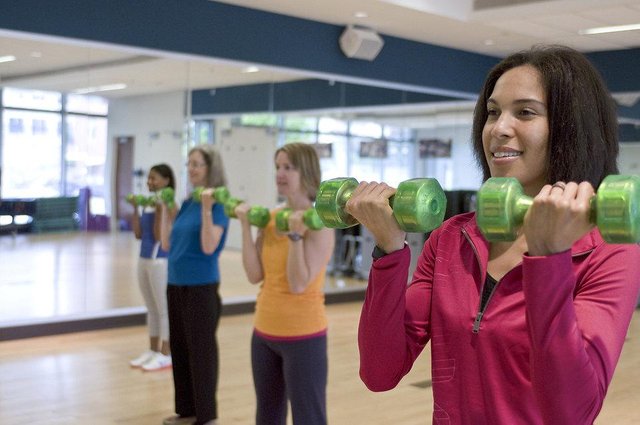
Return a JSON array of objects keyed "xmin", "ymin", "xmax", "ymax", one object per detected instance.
[
  {"xmin": 1, "ymin": 0, "xmax": 639, "ymax": 123},
  {"xmin": 0, "ymin": 0, "xmax": 496, "ymax": 98},
  {"xmin": 192, "ymin": 79, "xmax": 457, "ymax": 115}
]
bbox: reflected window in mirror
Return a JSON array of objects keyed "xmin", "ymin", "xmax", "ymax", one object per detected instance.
[{"xmin": 1, "ymin": 87, "xmax": 108, "ymax": 201}]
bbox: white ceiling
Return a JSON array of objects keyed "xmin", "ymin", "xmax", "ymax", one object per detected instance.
[
  {"xmin": 0, "ymin": 32, "xmax": 307, "ymax": 98},
  {"xmin": 216, "ymin": 0, "xmax": 640, "ymax": 55},
  {"xmin": 0, "ymin": 0, "xmax": 639, "ymax": 103}
]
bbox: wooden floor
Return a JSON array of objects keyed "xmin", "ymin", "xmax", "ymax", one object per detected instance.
[
  {"xmin": 0, "ymin": 231, "xmax": 367, "ymax": 325},
  {"xmin": 0, "ymin": 231, "xmax": 639, "ymax": 424},
  {"xmin": 0, "ymin": 303, "xmax": 639, "ymax": 424}
]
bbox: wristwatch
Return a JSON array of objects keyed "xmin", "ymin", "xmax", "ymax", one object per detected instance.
[
  {"xmin": 372, "ymin": 245, "xmax": 388, "ymax": 259},
  {"xmin": 288, "ymin": 232, "xmax": 303, "ymax": 242}
]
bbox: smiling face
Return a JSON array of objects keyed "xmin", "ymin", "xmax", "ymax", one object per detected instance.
[
  {"xmin": 482, "ymin": 65, "xmax": 550, "ymax": 196},
  {"xmin": 146, "ymin": 169, "xmax": 170, "ymax": 192},
  {"xmin": 275, "ymin": 151, "xmax": 302, "ymax": 198},
  {"xmin": 187, "ymin": 150, "xmax": 208, "ymax": 188}
]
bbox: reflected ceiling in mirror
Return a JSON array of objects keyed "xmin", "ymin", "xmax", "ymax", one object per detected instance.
[{"xmin": 0, "ymin": 30, "xmax": 304, "ymax": 98}]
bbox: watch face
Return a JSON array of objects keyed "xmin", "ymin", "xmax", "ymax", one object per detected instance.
[
  {"xmin": 372, "ymin": 246, "xmax": 387, "ymax": 259},
  {"xmin": 288, "ymin": 232, "xmax": 303, "ymax": 242}
]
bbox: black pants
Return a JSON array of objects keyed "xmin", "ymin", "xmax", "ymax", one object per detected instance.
[{"xmin": 168, "ymin": 283, "xmax": 221, "ymax": 425}]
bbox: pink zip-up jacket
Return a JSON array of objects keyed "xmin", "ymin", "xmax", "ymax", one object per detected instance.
[{"xmin": 359, "ymin": 212, "xmax": 640, "ymax": 425}]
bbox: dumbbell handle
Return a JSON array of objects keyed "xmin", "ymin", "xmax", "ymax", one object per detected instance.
[
  {"xmin": 316, "ymin": 178, "xmax": 395, "ymax": 229},
  {"xmin": 316, "ymin": 177, "xmax": 446, "ymax": 233},
  {"xmin": 275, "ymin": 208, "xmax": 324, "ymax": 232},
  {"xmin": 126, "ymin": 194, "xmax": 157, "ymax": 207},
  {"xmin": 224, "ymin": 197, "xmax": 270, "ymax": 228},
  {"xmin": 480, "ymin": 186, "xmax": 532, "ymax": 230},
  {"xmin": 192, "ymin": 186, "xmax": 230, "ymax": 204},
  {"xmin": 498, "ymin": 194, "xmax": 599, "ymax": 228}
]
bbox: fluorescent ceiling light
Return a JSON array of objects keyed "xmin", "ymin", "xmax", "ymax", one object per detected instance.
[
  {"xmin": 72, "ymin": 83, "xmax": 127, "ymax": 94},
  {"xmin": 378, "ymin": 0, "xmax": 473, "ymax": 21},
  {"xmin": 579, "ymin": 23, "xmax": 640, "ymax": 35},
  {"xmin": 242, "ymin": 66, "xmax": 260, "ymax": 73},
  {"xmin": 0, "ymin": 55, "xmax": 16, "ymax": 63}
]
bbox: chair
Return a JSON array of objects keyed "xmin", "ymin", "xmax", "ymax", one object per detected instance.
[{"xmin": 77, "ymin": 187, "xmax": 110, "ymax": 231}]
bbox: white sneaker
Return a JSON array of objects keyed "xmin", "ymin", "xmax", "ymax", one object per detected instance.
[
  {"xmin": 129, "ymin": 350, "xmax": 155, "ymax": 368},
  {"xmin": 141, "ymin": 352, "xmax": 172, "ymax": 371}
]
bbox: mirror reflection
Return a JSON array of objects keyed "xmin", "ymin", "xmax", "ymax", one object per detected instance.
[{"xmin": 0, "ymin": 32, "xmax": 478, "ymax": 329}]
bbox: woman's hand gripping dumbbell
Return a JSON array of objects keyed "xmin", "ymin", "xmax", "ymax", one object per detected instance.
[
  {"xmin": 315, "ymin": 177, "xmax": 447, "ymax": 233},
  {"xmin": 476, "ymin": 175, "xmax": 640, "ymax": 244},
  {"xmin": 126, "ymin": 193, "xmax": 157, "ymax": 208},
  {"xmin": 158, "ymin": 187, "xmax": 177, "ymax": 210},
  {"xmin": 192, "ymin": 186, "xmax": 231, "ymax": 205},
  {"xmin": 225, "ymin": 197, "xmax": 270, "ymax": 228},
  {"xmin": 275, "ymin": 207, "xmax": 324, "ymax": 232}
]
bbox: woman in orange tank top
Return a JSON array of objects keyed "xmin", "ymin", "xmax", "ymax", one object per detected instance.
[{"xmin": 235, "ymin": 142, "xmax": 334, "ymax": 425}]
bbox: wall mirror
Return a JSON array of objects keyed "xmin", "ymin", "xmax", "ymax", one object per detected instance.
[{"xmin": 0, "ymin": 31, "xmax": 476, "ymax": 330}]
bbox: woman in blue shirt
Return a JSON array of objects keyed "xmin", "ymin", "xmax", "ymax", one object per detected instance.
[{"xmin": 160, "ymin": 145, "xmax": 229, "ymax": 425}]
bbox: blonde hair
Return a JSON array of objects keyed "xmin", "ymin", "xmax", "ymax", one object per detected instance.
[
  {"xmin": 189, "ymin": 144, "xmax": 227, "ymax": 188},
  {"xmin": 275, "ymin": 142, "xmax": 321, "ymax": 201}
]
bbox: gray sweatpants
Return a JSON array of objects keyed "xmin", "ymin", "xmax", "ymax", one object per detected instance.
[{"xmin": 251, "ymin": 331, "xmax": 327, "ymax": 425}]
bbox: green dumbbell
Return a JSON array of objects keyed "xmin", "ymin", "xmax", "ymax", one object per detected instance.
[
  {"xmin": 158, "ymin": 187, "xmax": 176, "ymax": 209},
  {"xmin": 223, "ymin": 197, "xmax": 271, "ymax": 228},
  {"xmin": 141, "ymin": 195, "xmax": 157, "ymax": 207},
  {"xmin": 315, "ymin": 177, "xmax": 447, "ymax": 233},
  {"xmin": 192, "ymin": 186, "xmax": 231, "ymax": 205},
  {"xmin": 476, "ymin": 175, "xmax": 640, "ymax": 243},
  {"xmin": 275, "ymin": 208, "xmax": 324, "ymax": 232},
  {"xmin": 126, "ymin": 194, "xmax": 156, "ymax": 207}
]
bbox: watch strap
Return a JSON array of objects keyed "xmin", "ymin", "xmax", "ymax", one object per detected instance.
[
  {"xmin": 372, "ymin": 245, "xmax": 388, "ymax": 259},
  {"xmin": 288, "ymin": 232, "xmax": 303, "ymax": 242}
]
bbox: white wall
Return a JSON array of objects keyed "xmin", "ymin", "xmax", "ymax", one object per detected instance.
[
  {"xmin": 107, "ymin": 91, "xmax": 186, "ymax": 222},
  {"xmin": 619, "ymin": 143, "xmax": 640, "ymax": 175},
  {"xmin": 218, "ymin": 126, "xmax": 279, "ymax": 249}
]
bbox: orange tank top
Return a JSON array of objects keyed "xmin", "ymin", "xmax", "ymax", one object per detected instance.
[{"xmin": 254, "ymin": 209, "xmax": 327, "ymax": 338}]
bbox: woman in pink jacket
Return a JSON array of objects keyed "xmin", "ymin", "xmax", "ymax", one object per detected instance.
[{"xmin": 348, "ymin": 45, "xmax": 640, "ymax": 424}]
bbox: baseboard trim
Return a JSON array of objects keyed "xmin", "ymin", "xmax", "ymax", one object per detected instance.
[{"xmin": 0, "ymin": 289, "xmax": 366, "ymax": 341}]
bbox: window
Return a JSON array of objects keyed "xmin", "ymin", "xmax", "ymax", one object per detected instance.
[
  {"xmin": 229, "ymin": 112, "xmax": 414, "ymax": 187},
  {"xmin": 284, "ymin": 132, "xmax": 316, "ymax": 144},
  {"xmin": 1, "ymin": 88, "xmax": 108, "ymax": 202},
  {"xmin": 284, "ymin": 116, "xmax": 317, "ymax": 132},
  {"xmin": 349, "ymin": 120, "xmax": 382, "ymax": 138},
  {"xmin": 318, "ymin": 117, "xmax": 347, "ymax": 134},
  {"xmin": 381, "ymin": 141, "xmax": 413, "ymax": 187},
  {"xmin": 2, "ymin": 109, "xmax": 62, "ymax": 197},
  {"xmin": 65, "ymin": 115, "xmax": 108, "ymax": 213},
  {"xmin": 190, "ymin": 119, "xmax": 214, "ymax": 145},
  {"xmin": 65, "ymin": 94, "xmax": 108, "ymax": 115},
  {"xmin": 32, "ymin": 119, "xmax": 47, "ymax": 134},
  {"xmin": 317, "ymin": 134, "xmax": 348, "ymax": 180},
  {"xmin": 3, "ymin": 87, "xmax": 61, "ymax": 111},
  {"xmin": 8, "ymin": 118, "xmax": 23, "ymax": 134},
  {"xmin": 239, "ymin": 113, "xmax": 278, "ymax": 127}
]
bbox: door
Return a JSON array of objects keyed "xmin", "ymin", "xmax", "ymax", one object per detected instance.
[{"xmin": 115, "ymin": 136, "xmax": 134, "ymax": 231}]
